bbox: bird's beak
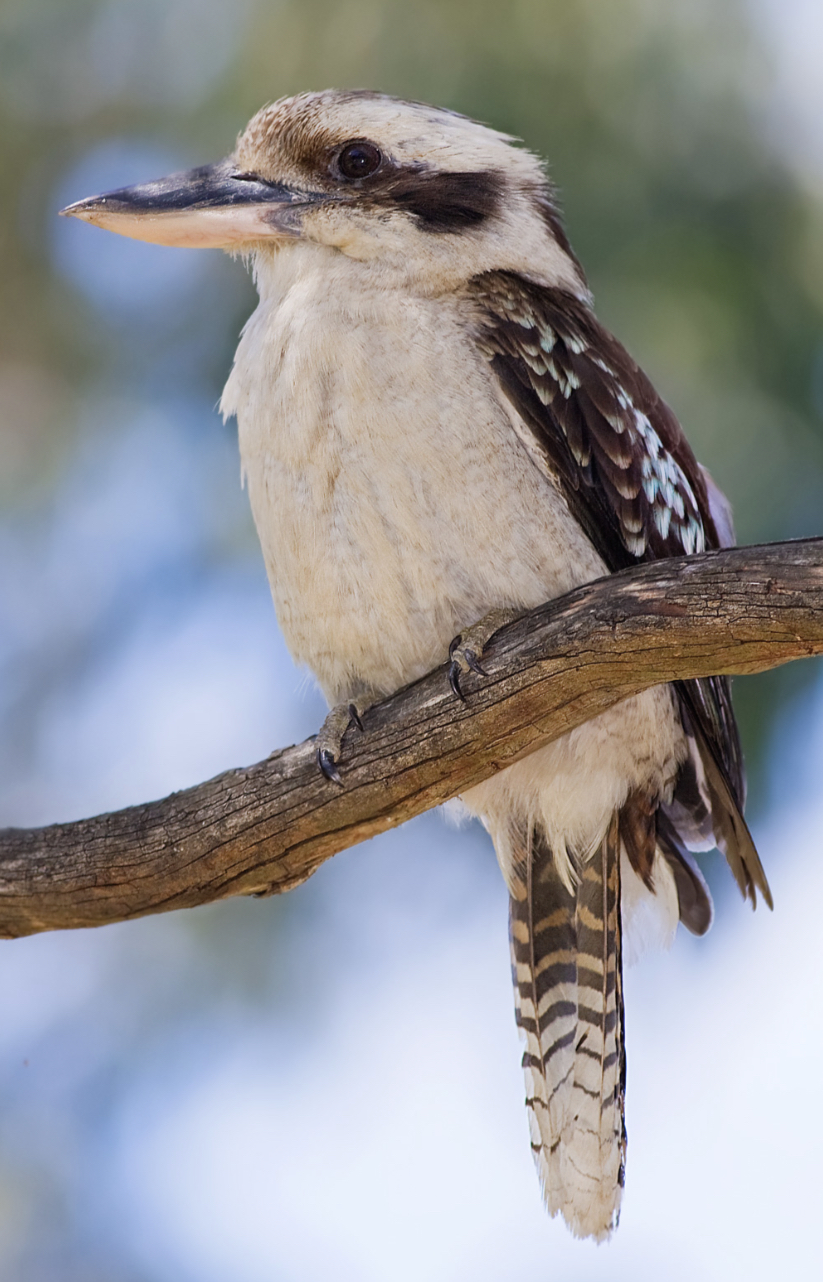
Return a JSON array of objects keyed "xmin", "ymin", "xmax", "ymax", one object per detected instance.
[{"xmin": 59, "ymin": 160, "xmax": 317, "ymax": 248}]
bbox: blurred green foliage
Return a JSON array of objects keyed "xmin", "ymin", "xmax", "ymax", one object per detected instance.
[
  {"xmin": 3, "ymin": 2, "xmax": 822, "ymax": 493},
  {"xmin": 2, "ymin": 11, "xmax": 821, "ymax": 530},
  {"xmin": 19, "ymin": 12, "xmax": 823, "ymax": 807},
  {"xmin": 0, "ymin": 0, "xmax": 820, "ymax": 908},
  {"xmin": 0, "ymin": 0, "xmax": 820, "ymax": 802}
]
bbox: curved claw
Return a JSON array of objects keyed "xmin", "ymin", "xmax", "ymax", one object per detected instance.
[
  {"xmin": 348, "ymin": 703, "xmax": 364, "ymax": 732},
  {"xmin": 464, "ymin": 650, "xmax": 487, "ymax": 677},
  {"xmin": 317, "ymin": 746, "xmax": 343, "ymax": 786},
  {"xmin": 448, "ymin": 661, "xmax": 466, "ymax": 702},
  {"xmin": 446, "ymin": 609, "xmax": 516, "ymax": 698},
  {"xmin": 448, "ymin": 630, "xmax": 487, "ymax": 699}
]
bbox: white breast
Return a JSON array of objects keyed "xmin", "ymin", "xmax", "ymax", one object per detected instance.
[
  {"xmin": 221, "ymin": 246, "xmax": 604, "ymax": 704},
  {"xmin": 221, "ymin": 245, "xmax": 686, "ymax": 894}
]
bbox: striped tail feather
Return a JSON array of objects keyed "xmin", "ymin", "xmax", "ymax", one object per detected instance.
[{"xmin": 509, "ymin": 815, "xmax": 626, "ymax": 1241}]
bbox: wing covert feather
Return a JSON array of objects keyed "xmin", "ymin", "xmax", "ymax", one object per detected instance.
[{"xmin": 465, "ymin": 269, "xmax": 768, "ymax": 906}]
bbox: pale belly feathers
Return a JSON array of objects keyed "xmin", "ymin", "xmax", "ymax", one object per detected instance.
[{"xmin": 221, "ymin": 256, "xmax": 685, "ymax": 909}]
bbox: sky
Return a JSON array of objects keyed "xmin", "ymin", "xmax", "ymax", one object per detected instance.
[{"xmin": 2, "ymin": 652, "xmax": 822, "ymax": 1280}]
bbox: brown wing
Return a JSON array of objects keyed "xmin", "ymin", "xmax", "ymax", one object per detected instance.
[{"xmin": 465, "ymin": 269, "xmax": 771, "ymax": 911}]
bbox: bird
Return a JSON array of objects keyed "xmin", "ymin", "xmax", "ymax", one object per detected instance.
[{"xmin": 62, "ymin": 89, "xmax": 772, "ymax": 1241}]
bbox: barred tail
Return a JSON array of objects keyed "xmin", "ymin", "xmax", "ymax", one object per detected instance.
[{"xmin": 509, "ymin": 815, "xmax": 626, "ymax": 1241}]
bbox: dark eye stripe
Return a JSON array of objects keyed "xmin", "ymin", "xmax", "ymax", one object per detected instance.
[{"xmin": 359, "ymin": 168, "xmax": 504, "ymax": 232}]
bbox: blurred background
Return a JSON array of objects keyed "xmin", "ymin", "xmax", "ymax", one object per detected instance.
[{"xmin": 1, "ymin": 0, "xmax": 822, "ymax": 1277}]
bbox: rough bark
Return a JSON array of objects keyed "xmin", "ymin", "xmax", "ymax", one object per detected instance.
[{"xmin": 1, "ymin": 539, "xmax": 822, "ymax": 940}]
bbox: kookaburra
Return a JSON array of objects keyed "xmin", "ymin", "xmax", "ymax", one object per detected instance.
[{"xmin": 62, "ymin": 90, "xmax": 771, "ymax": 1241}]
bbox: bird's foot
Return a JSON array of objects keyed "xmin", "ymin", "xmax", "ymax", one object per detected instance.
[
  {"xmin": 315, "ymin": 701, "xmax": 365, "ymax": 785},
  {"xmin": 447, "ymin": 608, "xmax": 518, "ymax": 700}
]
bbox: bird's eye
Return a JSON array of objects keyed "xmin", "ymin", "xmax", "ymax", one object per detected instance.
[{"xmin": 337, "ymin": 142, "xmax": 382, "ymax": 181}]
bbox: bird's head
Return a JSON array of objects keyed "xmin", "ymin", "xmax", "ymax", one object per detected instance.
[{"xmin": 61, "ymin": 90, "xmax": 586, "ymax": 295}]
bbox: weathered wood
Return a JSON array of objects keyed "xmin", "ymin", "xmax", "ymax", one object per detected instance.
[{"xmin": 1, "ymin": 538, "xmax": 822, "ymax": 939}]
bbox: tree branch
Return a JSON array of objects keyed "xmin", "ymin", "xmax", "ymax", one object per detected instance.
[{"xmin": 1, "ymin": 539, "xmax": 822, "ymax": 940}]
